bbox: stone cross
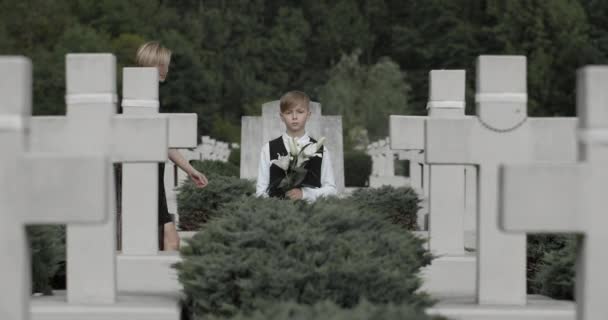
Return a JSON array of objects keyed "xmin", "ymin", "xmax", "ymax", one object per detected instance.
[
  {"xmin": 367, "ymin": 138, "xmax": 407, "ymax": 188},
  {"xmin": 397, "ymin": 150, "xmax": 426, "ymax": 194},
  {"xmin": 0, "ymin": 57, "xmax": 108, "ymax": 320},
  {"xmin": 241, "ymin": 101, "xmax": 344, "ymax": 192},
  {"xmin": 499, "ymin": 66, "xmax": 608, "ymax": 319},
  {"xmin": 423, "ymin": 55, "xmax": 578, "ymax": 304},
  {"xmin": 28, "ymin": 54, "xmax": 169, "ymax": 304},
  {"xmin": 120, "ymin": 67, "xmax": 166, "ymax": 255},
  {"xmin": 118, "ymin": 67, "xmax": 196, "ymax": 293},
  {"xmin": 390, "ymin": 70, "xmax": 468, "ymax": 255}
]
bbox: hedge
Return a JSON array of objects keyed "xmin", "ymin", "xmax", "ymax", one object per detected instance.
[
  {"xmin": 175, "ymin": 197, "xmax": 433, "ymax": 318},
  {"xmin": 177, "ymin": 173, "xmax": 255, "ymax": 231},
  {"xmin": 190, "ymin": 160, "xmax": 240, "ymax": 178},
  {"xmin": 27, "ymin": 225, "xmax": 65, "ymax": 295},
  {"xmin": 347, "ymin": 186, "xmax": 421, "ymax": 230}
]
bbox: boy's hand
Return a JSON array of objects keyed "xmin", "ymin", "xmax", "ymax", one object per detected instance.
[
  {"xmin": 286, "ymin": 188, "xmax": 303, "ymax": 200},
  {"xmin": 189, "ymin": 170, "xmax": 208, "ymax": 188}
]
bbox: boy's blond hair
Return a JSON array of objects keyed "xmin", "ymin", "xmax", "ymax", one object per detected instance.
[
  {"xmin": 135, "ymin": 41, "xmax": 171, "ymax": 67},
  {"xmin": 279, "ymin": 91, "xmax": 310, "ymax": 113}
]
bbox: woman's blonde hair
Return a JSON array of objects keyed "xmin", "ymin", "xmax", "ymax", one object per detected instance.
[{"xmin": 135, "ymin": 41, "xmax": 171, "ymax": 67}]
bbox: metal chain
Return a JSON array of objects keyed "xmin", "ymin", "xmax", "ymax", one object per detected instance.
[{"xmin": 477, "ymin": 115, "xmax": 528, "ymax": 133}]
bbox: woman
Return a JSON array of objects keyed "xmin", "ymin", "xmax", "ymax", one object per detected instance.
[{"xmin": 135, "ymin": 41, "xmax": 208, "ymax": 250}]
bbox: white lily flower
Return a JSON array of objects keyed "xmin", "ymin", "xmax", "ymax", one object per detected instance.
[
  {"xmin": 301, "ymin": 143, "xmax": 318, "ymax": 158},
  {"xmin": 271, "ymin": 154, "xmax": 290, "ymax": 171},
  {"xmin": 302, "ymin": 137, "xmax": 326, "ymax": 158}
]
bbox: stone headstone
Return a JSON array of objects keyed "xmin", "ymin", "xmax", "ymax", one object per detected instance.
[{"xmin": 367, "ymin": 138, "xmax": 407, "ymax": 188}]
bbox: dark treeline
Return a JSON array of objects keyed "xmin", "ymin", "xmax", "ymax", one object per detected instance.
[{"xmin": 1, "ymin": 0, "xmax": 606, "ymax": 147}]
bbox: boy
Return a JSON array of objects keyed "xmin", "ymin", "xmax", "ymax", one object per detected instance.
[{"xmin": 256, "ymin": 91, "xmax": 337, "ymax": 201}]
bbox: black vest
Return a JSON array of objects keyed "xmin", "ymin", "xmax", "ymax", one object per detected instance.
[{"xmin": 267, "ymin": 136, "xmax": 323, "ymax": 198}]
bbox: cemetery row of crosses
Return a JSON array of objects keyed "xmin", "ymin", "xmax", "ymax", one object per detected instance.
[{"xmin": 0, "ymin": 53, "xmax": 605, "ymax": 320}]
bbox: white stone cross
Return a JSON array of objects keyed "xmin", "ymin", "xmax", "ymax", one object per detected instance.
[
  {"xmin": 390, "ymin": 70, "xmax": 468, "ymax": 255},
  {"xmin": 120, "ymin": 67, "xmax": 164, "ymax": 255},
  {"xmin": 120, "ymin": 66, "xmax": 197, "ymax": 255},
  {"xmin": 27, "ymin": 54, "xmax": 169, "ymax": 304},
  {"xmin": 499, "ymin": 66, "xmax": 608, "ymax": 319},
  {"xmin": 423, "ymin": 55, "xmax": 579, "ymax": 305},
  {"xmin": 0, "ymin": 57, "xmax": 108, "ymax": 320},
  {"xmin": 117, "ymin": 67, "xmax": 196, "ymax": 294}
]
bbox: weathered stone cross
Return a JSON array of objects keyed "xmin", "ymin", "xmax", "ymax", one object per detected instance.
[
  {"xmin": 500, "ymin": 66, "xmax": 608, "ymax": 319},
  {"xmin": 0, "ymin": 57, "xmax": 108, "ymax": 320},
  {"xmin": 423, "ymin": 56, "xmax": 577, "ymax": 304},
  {"xmin": 391, "ymin": 70, "xmax": 468, "ymax": 255},
  {"xmin": 117, "ymin": 67, "xmax": 197, "ymax": 294},
  {"xmin": 27, "ymin": 54, "xmax": 169, "ymax": 304}
]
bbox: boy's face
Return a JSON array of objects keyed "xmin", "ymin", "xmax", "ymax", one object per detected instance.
[{"xmin": 280, "ymin": 103, "xmax": 310, "ymax": 133}]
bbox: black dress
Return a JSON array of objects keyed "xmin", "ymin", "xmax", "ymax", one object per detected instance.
[{"xmin": 158, "ymin": 104, "xmax": 174, "ymax": 250}]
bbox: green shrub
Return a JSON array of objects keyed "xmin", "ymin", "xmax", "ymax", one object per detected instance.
[
  {"xmin": 228, "ymin": 147, "xmax": 240, "ymax": 169},
  {"xmin": 527, "ymin": 234, "xmax": 573, "ymax": 294},
  {"xmin": 191, "ymin": 160, "xmax": 239, "ymax": 178},
  {"xmin": 27, "ymin": 225, "xmax": 65, "ymax": 295},
  {"xmin": 177, "ymin": 173, "xmax": 255, "ymax": 231},
  {"xmin": 531, "ymin": 235, "xmax": 577, "ymax": 300},
  {"xmin": 344, "ymin": 151, "xmax": 372, "ymax": 187},
  {"xmin": 207, "ymin": 299, "xmax": 447, "ymax": 320},
  {"xmin": 175, "ymin": 197, "xmax": 434, "ymax": 318},
  {"xmin": 347, "ymin": 186, "xmax": 421, "ymax": 230}
]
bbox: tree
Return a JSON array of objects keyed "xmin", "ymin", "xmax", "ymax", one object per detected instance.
[{"xmin": 320, "ymin": 51, "xmax": 410, "ymax": 148}]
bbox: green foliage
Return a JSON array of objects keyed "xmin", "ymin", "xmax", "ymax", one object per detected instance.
[
  {"xmin": 176, "ymin": 173, "xmax": 254, "ymax": 231},
  {"xmin": 2, "ymin": 1, "xmax": 607, "ymax": 141},
  {"xmin": 191, "ymin": 160, "xmax": 239, "ymax": 178},
  {"xmin": 344, "ymin": 151, "xmax": 372, "ymax": 187},
  {"xmin": 529, "ymin": 235, "xmax": 577, "ymax": 300},
  {"xmin": 527, "ymin": 234, "xmax": 573, "ymax": 294},
  {"xmin": 228, "ymin": 147, "xmax": 241, "ymax": 169},
  {"xmin": 348, "ymin": 186, "xmax": 421, "ymax": 230},
  {"xmin": 319, "ymin": 51, "xmax": 411, "ymax": 144},
  {"xmin": 27, "ymin": 225, "xmax": 65, "ymax": 295},
  {"xmin": 390, "ymin": 0, "xmax": 595, "ymax": 116},
  {"xmin": 207, "ymin": 299, "xmax": 447, "ymax": 320},
  {"xmin": 176, "ymin": 197, "xmax": 434, "ymax": 318},
  {"xmin": 211, "ymin": 115, "xmax": 241, "ymax": 144}
]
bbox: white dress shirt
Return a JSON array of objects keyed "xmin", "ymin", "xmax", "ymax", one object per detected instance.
[{"xmin": 256, "ymin": 133, "xmax": 337, "ymax": 201}]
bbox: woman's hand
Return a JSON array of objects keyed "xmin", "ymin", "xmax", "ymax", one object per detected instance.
[{"xmin": 189, "ymin": 170, "xmax": 208, "ymax": 188}]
